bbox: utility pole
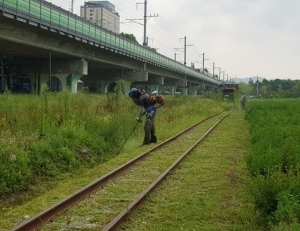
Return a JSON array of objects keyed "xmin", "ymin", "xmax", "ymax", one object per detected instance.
[
  {"xmin": 179, "ymin": 36, "xmax": 187, "ymax": 65},
  {"xmin": 202, "ymin": 53, "xmax": 204, "ymax": 71},
  {"xmin": 174, "ymin": 53, "xmax": 180, "ymax": 61},
  {"xmin": 214, "ymin": 66, "xmax": 220, "ymax": 80},
  {"xmin": 179, "ymin": 36, "xmax": 193, "ymax": 66},
  {"xmin": 199, "ymin": 53, "xmax": 209, "ymax": 73},
  {"xmin": 222, "ymin": 71, "xmax": 225, "ymax": 82},
  {"xmin": 71, "ymin": 0, "xmax": 75, "ymax": 13},
  {"xmin": 184, "ymin": 36, "xmax": 186, "ymax": 65},
  {"xmin": 257, "ymin": 75, "xmax": 259, "ymax": 97},
  {"xmin": 143, "ymin": 0, "xmax": 147, "ymax": 46},
  {"xmin": 127, "ymin": 0, "xmax": 158, "ymax": 46},
  {"xmin": 127, "ymin": 0, "xmax": 157, "ymax": 71},
  {"xmin": 212, "ymin": 62, "xmax": 215, "ymax": 78}
]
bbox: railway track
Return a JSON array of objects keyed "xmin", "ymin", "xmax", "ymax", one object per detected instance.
[{"xmin": 10, "ymin": 111, "xmax": 231, "ymax": 231}]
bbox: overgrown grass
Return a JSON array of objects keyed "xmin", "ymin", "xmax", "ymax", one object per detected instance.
[
  {"xmin": 245, "ymin": 99, "xmax": 300, "ymax": 230},
  {"xmin": 0, "ymin": 92, "xmax": 230, "ymax": 197},
  {"xmin": 119, "ymin": 110, "xmax": 265, "ymax": 231}
]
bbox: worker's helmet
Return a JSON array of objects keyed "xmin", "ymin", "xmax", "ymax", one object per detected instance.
[{"xmin": 128, "ymin": 88, "xmax": 139, "ymax": 98}]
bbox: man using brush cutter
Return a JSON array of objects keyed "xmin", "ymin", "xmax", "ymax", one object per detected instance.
[{"xmin": 128, "ymin": 88, "xmax": 164, "ymax": 145}]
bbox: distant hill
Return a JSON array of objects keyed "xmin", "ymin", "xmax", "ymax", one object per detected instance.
[{"xmin": 231, "ymin": 77, "xmax": 263, "ymax": 84}]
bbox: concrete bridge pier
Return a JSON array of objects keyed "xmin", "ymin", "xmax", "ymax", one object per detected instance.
[
  {"xmin": 181, "ymin": 87, "xmax": 189, "ymax": 95},
  {"xmin": 80, "ymin": 69, "xmax": 148, "ymax": 94},
  {"xmin": 189, "ymin": 85, "xmax": 198, "ymax": 95},
  {"xmin": 26, "ymin": 73, "xmax": 85, "ymax": 93},
  {"xmin": 168, "ymin": 86, "xmax": 176, "ymax": 95},
  {"xmin": 22, "ymin": 58, "xmax": 88, "ymax": 93},
  {"xmin": 0, "ymin": 61, "xmax": 5, "ymax": 92},
  {"xmin": 27, "ymin": 74, "xmax": 39, "ymax": 94},
  {"xmin": 123, "ymin": 70, "xmax": 152, "ymax": 94},
  {"xmin": 0, "ymin": 75, "xmax": 5, "ymax": 92},
  {"xmin": 66, "ymin": 74, "xmax": 85, "ymax": 93}
]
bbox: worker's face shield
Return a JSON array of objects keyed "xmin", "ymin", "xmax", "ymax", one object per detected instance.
[
  {"xmin": 128, "ymin": 92, "xmax": 134, "ymax": 98},
  {"xmin": 128, "ymin": 89, "xmax": 139, "ymax": 99}
]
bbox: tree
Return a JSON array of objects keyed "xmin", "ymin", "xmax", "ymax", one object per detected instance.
[
  {"xmin": 292, "ymin": 82, "xmax": 300, "ymax": 98},
  {"xmin": 261, "ymin": 85, "xmax": 268, "ymax": 97},
  {"xmin": 248, "ymin": 78, "xmax": 254, "ymax": 85},
  {"xmin": 278, "ymin": 84, "xmax": 285, "ymax": 98},
  {"xmin": 120, "ymin": 32, "xmax": 139, "ymax": 44},
  {"xmin": 238, "ymin": 82, "xmax": 253, "ymax": 96},
  {"xmin": 147, "ymin": 47, "xmax": 157, "ymax": 53}
]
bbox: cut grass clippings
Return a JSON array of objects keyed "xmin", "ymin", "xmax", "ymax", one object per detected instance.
[{"xmin": 118, "ymin": 110, "xmax": 267, "ymax": 231}]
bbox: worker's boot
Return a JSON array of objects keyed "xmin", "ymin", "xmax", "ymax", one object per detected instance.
[
  {"xmin": 150, "ymin": 129, "xmax": 157, "ymax": 143},
  {"xmin": 143, "ymin": 137, "xmax": 150, "ymax": 145},
  {"xmin": 150, "ymin": 135, "xmax": 157, "ymax": 143}
]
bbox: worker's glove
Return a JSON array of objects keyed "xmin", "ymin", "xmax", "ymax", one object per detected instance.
[{"xmin": 136, "ymin": 117, "xmax": 142, "ymax": 123}]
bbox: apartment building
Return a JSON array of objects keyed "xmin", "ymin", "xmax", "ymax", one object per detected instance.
[{"xmin": 80, "ymin": 1, "xmax": 120, "ymax": 34}]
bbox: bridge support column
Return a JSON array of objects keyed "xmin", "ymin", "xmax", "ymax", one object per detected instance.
[
  {"xmin": 22, "ymin": 59, "xmax": 88, "ymax": 93},
  {"xmin": 190, "ymin": 86, "xmax": 198, "ymax": 95},
  {"xmin": 170, "ymin": 86, "xmax": 175, "ymax": 94},
  {"xmin": 0, "ymin": 75, "xmax": 5, "ymax": 92},
  {"xmin": 153, "ymin": 76, "xmax": 164, "ymax": 92},
  {"xmin": 66, "ymin": 74, "xmax": 84, "ymax": 93},
  {"xmin": 27, "ymin": 74, "xmax": 39, "ymax": 94},
  {"xmin": 40, "ymin": 74, "xmax": 66, "ymax": 92},
  {"xmin": 0, "ymin": 62, "xmax": 4, "ymax": 92},
  {"xmin": 37, "ymin": 73, "xmax": 85, "ymax": 93},
  {"xmin": 181, "ymin": 88, "xmax": 189, "ymax": 96}
]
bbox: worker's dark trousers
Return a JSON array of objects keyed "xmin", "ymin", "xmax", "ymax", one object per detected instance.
[{"xmin": 144, "ymin": 106, "xmax": 157, "ymax": 143}]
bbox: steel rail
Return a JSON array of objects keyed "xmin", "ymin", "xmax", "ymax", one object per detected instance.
[
  {"xmin": 103, "ymin": 111, "xmax": 232, "ymax": 230},
  {"xmin": 9, "ymin": 111, "xmax": 224, "ymax": 231}
]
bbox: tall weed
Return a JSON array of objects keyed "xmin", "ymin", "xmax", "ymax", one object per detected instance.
[
  {"xmin": 0, "ymin": 93, "xmax": 230, "ymax": 195},
  {"xmin": 245, "ymin": 99, "xmax": 300, "ymax": 229}
]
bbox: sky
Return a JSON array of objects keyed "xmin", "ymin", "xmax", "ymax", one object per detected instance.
[{"xmin": 50, "ymin": 0, "xmax": 300, "ymax": 80}]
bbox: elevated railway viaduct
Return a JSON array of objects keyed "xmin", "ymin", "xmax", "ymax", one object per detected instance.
[{"xmin": 0, "ymin": 0, "xmax": 221, "ymax": 94}]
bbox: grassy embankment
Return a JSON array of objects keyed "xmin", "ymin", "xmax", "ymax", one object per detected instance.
[
  {"xmin": 0, "ymin": 92, "xmax": 230, "ymax": 203},
  {"xmin": 0, "ymin": 90, "xmax": 264, "ymax": 231},
  {"xmin": 2, "ymin": 95, "xmax": 299, "ymax": 230}
]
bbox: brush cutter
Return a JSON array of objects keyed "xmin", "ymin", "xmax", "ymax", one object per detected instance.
[{"xmin": 117, "ymin": 120, "xmax": 141, "ymax": 155}]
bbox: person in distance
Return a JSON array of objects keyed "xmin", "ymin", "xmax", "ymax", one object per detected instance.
[{"xmin": 241, "ymin": 95, "xmax": 247, "ymax": 109}]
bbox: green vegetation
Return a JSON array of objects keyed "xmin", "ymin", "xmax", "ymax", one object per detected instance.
[
  {"xmin": 120, "ymin": 110, "xmax": 265, "ymax": 231},
  {"xmin": 237, "ymin": 79, "xmax": 300, "ymax": 98},
  {"xmin": 245, "ymin": 99, "xmax": 300, "ymax": 230},
  {"xmin": 6, "ymin": 92, "xmax": 300, "ymax": 230},
  {"xmin": 119, "ymin": 32, "xmax": 139, "ymax": 43},
  {"xmin": 0, "ymin": 92, "xmax": 228, "ymax": 197}
]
